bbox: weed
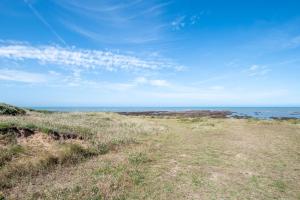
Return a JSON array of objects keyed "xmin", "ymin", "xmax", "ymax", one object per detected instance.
[
  {"xmin": 97, "ymin": 143, "xmax": 110, "ymax": 155},
  {"xmin": 272, "ymin": 180, "xmax": 287, "ymax": 192},
  {"xmin": 129, "ymin": 170, "xmax": 145, "ymax": 185},
  {"xmin": 93, "ymin": 163, "xmax": 126, "ymax": 179},
  {"xmin": 128, "ymin": 153, "xmax": 149, "ymax": 165},
  {"xmin": 192, "ymin": 175, "xmax": 204, "ymax": 187}
]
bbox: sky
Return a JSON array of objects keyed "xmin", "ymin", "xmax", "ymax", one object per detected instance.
[{"xmin": 0, "ymin": 0, "xmax": 300, "ymax": 107}]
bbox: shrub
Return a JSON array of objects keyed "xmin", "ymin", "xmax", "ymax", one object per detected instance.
[{"xmin": 0, "ymin": 103, "xmax": 26, "ymax": 116}]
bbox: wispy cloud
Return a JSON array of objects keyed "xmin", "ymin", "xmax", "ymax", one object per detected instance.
[
  {"xmin": 190, "ymin": 15, "xmax": 200, "ymax": 25},
  {"xmin": 55, "ymin": 0, "xmax": 168, "ymax": 44},
  {"xmin": 0, "ymin": 43, "xmax": 184, "ymax": 71},
  {"xmin": 0, "ymin": 68, "xmax": 47, "ymax": 83},
  {"xmin": 62, "ymin": 20, "xmax": 162, "ymax": 45},
  {"xmin": 284, "ymin": 35, "xmax": 300, "ymax": 49},
  {"xmin": 171, "ymin": 16, "xmax": 186, "ymax": 30},
  {"xmin": 23, "ymin": 0, "xmax": 66, "ymax": 45},
  {"xmin": 247, "ymin": 65, "xmax": 271, "ymax": 76},
  {"xmin": 171, "ymin": 11, "xmax": 207, "ymax": 30},
  {"xmin": 140, "ymin": 1, "xmax": 170, "ymax": 16},
  {"xmin": 209, "ymin": 85, "xmax": 224, "ymax": 90}
]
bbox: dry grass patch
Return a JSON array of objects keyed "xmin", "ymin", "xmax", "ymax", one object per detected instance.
[{"xmin": 0, "ymin": 111, "xmax": 166, "ymax": 198}]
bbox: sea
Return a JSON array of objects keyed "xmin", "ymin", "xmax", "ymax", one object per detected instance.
[{"xmin": 29, "ymin": 107, "xmax": 300, "ymax": 119}]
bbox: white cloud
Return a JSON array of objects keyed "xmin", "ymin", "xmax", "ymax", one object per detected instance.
[
  {"xmin": 249, "ymin": 65, "xmax": 259, "ymax": 71},
  {"xmin": 48, "ymin": 70, "xmax": 61, "ymax": 76},
  {"xmin": 0, "ymin": 43, "xmax": 183, "ymax": 71},
  {"xmin": 285, "ymin": 35, "xmax": 300, "ymax": 48},
  {"xmin": 171, "ymin": 12, "xmax": 207, "ymax": 30},
  {"xmin": 134, "ymin": 77, "xmax": 148, "ymax": 84},
  {"xmin": 149, "ymin": 79, "xmax": 170, "ymax": 87},
  {"xmin": 248, "ymin": 65, "xmax": 271, "ymax": 76},
  {"xmin": 134, "ymin": 76, "xmax": 170, "ymax": 87},
  {"xmin": 0, "ymin": 69, "xmax": 47, "ymax": 83},
  {"xmin": 171, "ymin": 16, "xmax": 186, "ymax": 30},
  {"xmin": 210, "ymin": 85, "xmax": 224, "ymax": 90},
  {"xmin": 190, "ymin": 15, "xmax": 200, "ymax": 25}
]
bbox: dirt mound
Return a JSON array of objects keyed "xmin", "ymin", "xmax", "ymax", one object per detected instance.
[
  {"xmin": 0, "ymin": 126, "xmax": 83, "ymax": 141},
  {"xmin": 0, "ymin": 127, "xmax": 35, "ymax": 137}
]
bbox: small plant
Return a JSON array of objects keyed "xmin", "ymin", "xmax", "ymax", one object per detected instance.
[
  {"xmin": 129, "ymin": 170, "xmax": 145, "ymax": 185},
  {"xmin": 97, "ymin": 143, "xmax": 110, "ymax": 155},
  {"xmin": 93, "ymin": 163, "xmax": 128, "ymax": 186},
  {"xmin": 128, "ymin": 153, "xmax": 149, "ymax": 165},
  {"xmin": 272, "ymin": 180, "xmax": 287, "ymax": 192}
]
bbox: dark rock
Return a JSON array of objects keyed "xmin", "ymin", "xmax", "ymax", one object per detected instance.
[
  {"xmin": 118, "ymin": 110, "xmax": 232, "ymax": 118},
  {"xmin": 270, "ymin": 117, "xmax": 297, "ymax": 120}
]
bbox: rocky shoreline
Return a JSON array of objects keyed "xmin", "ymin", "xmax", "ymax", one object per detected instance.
[{"xmin": 118, "ymin": 110, "xmax": 232, "ymax": 118}]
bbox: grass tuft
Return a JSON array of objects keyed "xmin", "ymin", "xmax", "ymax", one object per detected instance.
[
  {"xmin": 58, "ymin": 144, "xmax": 96, "ymax": 165},
  {"xmin": 128, "ymin": 152, "xmax": 150, "ymax": 165},
  {"xmin": 272, "ymin": 180, "xmax": 287, "ymax": 193},
  {"xmin": 0, "ymin": 145, "xmax": 25, "ymax": 167}
]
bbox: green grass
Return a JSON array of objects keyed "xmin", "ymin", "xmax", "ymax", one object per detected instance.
[
  {"xmin": 128, "ymin": 152, "xmax": 150, "ymax": 165},
  {"xmin": 272, "ymin": 180, "xmax": 287, "ymax": 193}
]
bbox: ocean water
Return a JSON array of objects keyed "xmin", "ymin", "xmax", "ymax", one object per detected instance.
[{"xmin": 29, "ymin": 107, "xmax": 300, "ymax": 119}]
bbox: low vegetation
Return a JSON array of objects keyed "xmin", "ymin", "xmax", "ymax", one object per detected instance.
[
  {"xmin": 0, "ymin": 105, "xmax": 299, "ymax": 199},
  {"xmin": 0, "ymin": 103, "xmax": 26, "ymax": 116}
]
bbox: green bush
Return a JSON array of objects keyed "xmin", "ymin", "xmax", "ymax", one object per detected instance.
[{"xmin": 0, "ymin": 103, "xmax": 26, "ymax": 116}]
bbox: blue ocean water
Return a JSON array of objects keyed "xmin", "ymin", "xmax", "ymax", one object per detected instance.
[{"xmin": 29, "ymin": 107, "xmax": 300, "ymax": 119}]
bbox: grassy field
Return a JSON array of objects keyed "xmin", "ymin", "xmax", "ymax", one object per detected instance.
[{"xmin": 0, "ymin": 108, "xmax": 300, "ymax": 199}]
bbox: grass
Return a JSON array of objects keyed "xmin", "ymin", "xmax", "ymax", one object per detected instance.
[
  {"xmin": 128, "ymin": 152, "xmax": 150, "ymax": 165},
  {"xmin": 0, "ymin": 107, "xmax": 299, "ymax": 199},
  {"xmin": 0, "ymin": 145, "xmax": 24, "ymax": 167},
  {"xmin": 272, "ymin": 180, "xmax": 287, "ymax": 193},
  {"xmin": 0, "ymin": 109, "xmax": 164, "ymax": 196}
]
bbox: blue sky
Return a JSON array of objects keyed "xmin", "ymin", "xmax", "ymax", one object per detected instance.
[{"xmin": 0, "ymin": 0, "xmax": 300, "ymax": 106}]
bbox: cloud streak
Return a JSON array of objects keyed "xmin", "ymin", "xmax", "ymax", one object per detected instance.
[
  {"xmin": 24, "ymin": 0, "xmax": 66, "ymax": 45},
  {"xmin": 0, "ymin": 43, "xmax": 183, "ymax": 71},
  {"xmin": 247, "ymin": 65, "xmax": 271, "ymax": 76},
  {"xmin": 0, "ymin": 69, "xmax": 47, "ymax": 83}
]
